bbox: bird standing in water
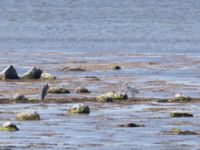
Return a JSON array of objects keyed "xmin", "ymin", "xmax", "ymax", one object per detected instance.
[{"xmin": 41, "ymin": 83, "xmax": 49, "ymax": 102}]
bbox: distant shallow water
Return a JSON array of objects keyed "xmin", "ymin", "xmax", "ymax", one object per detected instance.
[{"xmin": 0, "ymin": 0, "xmax": 200, "ymax": 52}]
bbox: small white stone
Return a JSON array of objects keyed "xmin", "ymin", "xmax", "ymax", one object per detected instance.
[
  {"xmin": 174, "ymin": 93, "xmax": 185, "ymax": 98},
  {"xmin": 72, "ymin": 103, "xmax": 85, "ymax": 109}
]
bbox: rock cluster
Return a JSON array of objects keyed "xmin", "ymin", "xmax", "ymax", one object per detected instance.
[
  {"xmin": 68, "ymin": 104, "xmax": 90, "ymax": 114},
  {"xmin": 16, "ymin": 110, "xmax": 40, "ymax": 121},
  {"xmin": 0, "ymin": 65, "xmax": 55, "ymax": 80}
]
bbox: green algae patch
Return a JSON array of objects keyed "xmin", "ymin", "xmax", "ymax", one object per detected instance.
[
  {"xmin": 170, "ymin": 112, "xmax": 193, "ymax": 118},
  {"xmin": 169, "ymin": 96, "xmax": 192, "ymax": 102},
  {"xmin": 0, "ymin": 127, "xmax": 19, "ymax": 132},
  {"xmin": 97, "ymin": 92, "xmax": 128, "ymax": 102},
  {"xmin": 16, "ymin": 111, "xmax": 40, "ymax": 121},
  {"xmin": 170, "ymin": 128, "xmax": 197, "ymax": 135},
  {"xmin": 68, "ymin": 104, "xmax": 90, "ymax": 114}
]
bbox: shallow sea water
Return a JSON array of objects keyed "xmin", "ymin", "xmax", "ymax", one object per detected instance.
[
  {"xmin": 0, "ymin": 102, "xmax": 200, "ymax": 150},
  {"xmin": 0, "ymin": 0, "xmax": 200, "ymax": 149}
]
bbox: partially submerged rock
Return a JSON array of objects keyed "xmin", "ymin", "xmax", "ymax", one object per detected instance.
[
  {"xmin": 16, "ymin": 110, "xmax": 40, "ymax": 121},
  {"xmin": 12, "ymin": 94, "xmax": 39, "ymax": 103},
  {"xmin": 0, "ymin": 122, "xmax": 19, "ymax": 131},
  {"xmin": 108, "ymin": 64, "xmax": 121, "ymax": 70},
  {"xmin": 157, "ymin": 99, "xmax": 169, "ymax": 103},
  {"xmin": 118, "ymin": 123, "xmax": 144, "ymax": 128},
  {"xmin": 48, "ymin": 87, "xmax": 70, "ymax": 94},
  {"xmin": 12, "ymin": 94, "xmax": 28, "ymax": 101},
  {"xmin": 61, "ymin": 67, "xmax": 85, "ymax": 71},
  {"xmin": 68, "ymin": 104, "xmax": 90, "ymax": 114},
  {"xmin": 0, "ymin": 65, "xmax": 20, "ymax": 80},
  {"xmin": 75, "ymin": 87, "xmax": 90, "ymax": 93},
  {"xmin": 22, "ymin": 67, "xmax": 43, "ymax": 79},
  {"xmin": 169, "ymin": 94, "xmax": 191, "ymax": 102},
  {"xmin": 84, "ymin": 76, "xmax": 101, "ymax": 81},
  {"xmin": 97, "ymin": 92, "xmax": 128, "ymax": 102},
  {"xmin": 40, "ymin": 72, "xmax": 56, "ymax": 80},
  {"xmin": 170, "ymin": 128, "xmax": 197, "ymax": 135},
  {"xmin": 170, "ymin": 112, "xmax": 193, "ymax": 118}
]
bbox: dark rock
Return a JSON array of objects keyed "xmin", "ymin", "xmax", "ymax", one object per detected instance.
[
  {"xmin": 118, "ymin": 123, "xmax": 144, "ymax": 128},
  {"xmin": 61, "ymin": 67, "xmax": 85, "ymax": 71},
  {"xmin": 157, "ymin": 99, "xmax": 169, "ymax": 103},
  {"xmin": 85, "ymin": 76, "xmax": 101, "ymax": 81},
  {"xmin": 0, "ymin": 65, "xmax": 19, "ymax": 80},
  {"xmin": 48, "ymin": 87, "xmax": 70, "ymax": 94},
  {"xmin": 75, "ymin": 87, "xmax": 90, "ymax": 93},
  {"xmin": 12, "ymin": 94, "xmax": 28, "ymax": 101}
]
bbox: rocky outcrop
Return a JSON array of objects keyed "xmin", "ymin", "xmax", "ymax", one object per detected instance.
[
  {"xmin": 21, "ymin": 67, "xmax": 43, "ymax": 79},
  {"xmin": 96, "ymin": 92, "xmax": 128, "ymax": 102},
  {"xmin": 68, "ymin": 104, "xmax": 90, "ymax": 114},
  {"xmin": 0, "ymin": 65, "xmax": 20, "ymax": 80},
  {"xmin": 108, "ymin": 64, "xmax": 121, "ymax": 70},
  {"xmin": 16, "ymin": 110, "xmax": 40, "ymax": 121},
  {"xmin": 48, "ymin": 87, "xmax": 70, "ymax": 94},
  {"xmin": 169, "ymin": 94, "xmax": 191, "ymax": 102},
  {"xmin": 0, "ymin": 122, "xmax": 19, "ymax": 131},
  {"xmin": 12, "ymin": 94, "xmax": 28, "ymax": 101},
  {"xmin": 170, "ymin": 128, "xmax": 197, "ymax": 135},
  {"xmin": 40, "ymin": 72, "xmax": 56, "ymax": 80},
  {"xmin": 75, "ymin": 87, "xmax": 90, "ymax": 93}
]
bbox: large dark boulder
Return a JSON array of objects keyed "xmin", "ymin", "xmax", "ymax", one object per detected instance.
[{"xmin": 0, "ymin": 65, "xmax": 19, "ymax": 80}]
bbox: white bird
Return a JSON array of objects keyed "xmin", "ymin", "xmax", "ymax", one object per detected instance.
[{"xmin": 121, "ymin": 81, "xmax": 139, "ymax": 98}]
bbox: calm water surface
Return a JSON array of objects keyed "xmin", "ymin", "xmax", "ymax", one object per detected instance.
[{"xmin": 0, "ymin": 1, "xmax": 200, "ymax": 149}]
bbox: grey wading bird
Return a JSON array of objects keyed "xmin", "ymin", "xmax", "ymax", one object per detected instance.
[{"xmin": 41, "ymin": 83, "xmax": 49, "ymax": 102}]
